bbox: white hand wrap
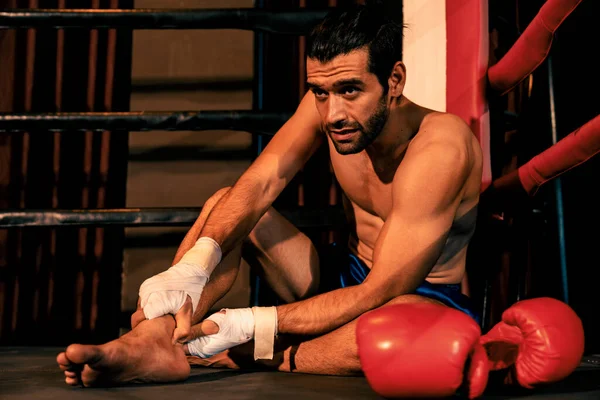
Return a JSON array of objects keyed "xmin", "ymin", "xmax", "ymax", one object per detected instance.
[
  {"xmin": 139, "ymin": 237, "xmax": 222, "ymax": 319},
  {"xmin": 187, "ymin": 308, "xmax": 255, "ymax": 358},
  {"xmin": 187, "ymin": 306, "xmax": 278, "ymax": 360}
]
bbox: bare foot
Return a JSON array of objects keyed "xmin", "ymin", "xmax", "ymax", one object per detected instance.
[{"xmin": 56, "ymin": 316, "xmax": 190, "ymax": 387}]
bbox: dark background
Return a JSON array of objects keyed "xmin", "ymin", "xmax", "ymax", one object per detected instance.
[{"xmin": 489, "ymin": 0, "xmax": 599, "ymax": 353}]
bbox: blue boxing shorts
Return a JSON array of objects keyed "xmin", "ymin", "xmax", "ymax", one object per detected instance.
[{"xmin": 321, "ymin": 243, "xmax": 481, "ymax": 325}]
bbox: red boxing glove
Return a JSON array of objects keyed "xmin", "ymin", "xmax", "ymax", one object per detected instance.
[
  {"xmin": 480, "ymin": 297, "xmax": 585, "ymax": 388},
  {"xmin": 356, "ymin": 303, "xmax": 488, "ymax": 399}
]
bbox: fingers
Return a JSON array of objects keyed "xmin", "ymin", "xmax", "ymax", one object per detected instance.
[
  {"xmin": 130, "ymin": 297, "xmax": 145, "ymax": 329},
  {"xmin": 187, "ymin": 318, "xmax": 220, "ymax": 341},
  {"xmin": 130, "ymin": 308, "xmax": 146, "ymax": 330},
  {"xmin": 172, "ymin": 295, "xmax": 194, "ymax": 344}
]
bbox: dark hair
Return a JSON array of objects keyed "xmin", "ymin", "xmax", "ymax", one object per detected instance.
[{"xmin": 307, "ymin": 4, "xmax": 405, "ymax": 91}]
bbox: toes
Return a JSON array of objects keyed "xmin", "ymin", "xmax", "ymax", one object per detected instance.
[
  {"xmin": 65, "ymin": 376, "xmax": 80, "ymax": 386},
  {"xmin": 65, "ymin": 371, "xmax": 78, "ymax": 379},
  {"xmin": 57, "ymin": 351, "xmax": 82, "ymax": 372},
  {"xmin": 65, "ymin": 344, "xmax": 102, "ymax": 365},
  {"xmin": 186, "ymin": 351, "xmax": 239, "ymax": 369},
  {"xmin": 56, "ymin": 351, "xmax": 70, "ymax": 367},
  {"xmin": 186, "ymin": 355, "xmax": 213, "ymax": 367}
]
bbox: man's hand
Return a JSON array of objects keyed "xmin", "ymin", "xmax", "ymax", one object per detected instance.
[
  {"xmin": 130, "ymin": 263, "xmax": 209, "ymax": 343},
  {"xmin": 130, "ymin": 237, "xmax": 222, "ymax": 343},
  {"xmin": 129, "ymin": 266, "xmax": 207, "ymax": 344},
  {"xmin": 184, "ymin": 306, "xmax": 278, "ymax": 361},
  {"xmin": 131, "ymin": 293, "xmax": 195, "ymax": 344},
  {"xmin": 185, "ymin": 308, "xmax": 255, "ymax": 358}
]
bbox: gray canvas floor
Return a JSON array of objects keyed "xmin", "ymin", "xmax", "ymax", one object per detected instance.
[{"xmin": 1, "ymin": 347, "xmax": 599, "ymax": 399}]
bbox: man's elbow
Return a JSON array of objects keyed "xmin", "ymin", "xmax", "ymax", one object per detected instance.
[
  {"xmin": 360, "ymin": 276, "xmax": 425, "ymax": 311},
  {"xmin": 359, "ymin": 280, "xmax": 399, "ymax": 311}
]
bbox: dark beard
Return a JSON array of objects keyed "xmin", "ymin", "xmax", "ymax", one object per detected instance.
[{"xmin": 330, "ymin": 96, "xmax": 388, "ymax": 155}]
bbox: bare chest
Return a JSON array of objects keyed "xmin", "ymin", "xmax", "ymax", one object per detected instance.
[{"xmin": 329, "ymin": 147, "xmax": 394, "ymax": 220}]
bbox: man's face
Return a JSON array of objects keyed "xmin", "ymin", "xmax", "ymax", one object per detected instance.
[{"xmin": 306, "ymin": 49, "xmax": 389, "ymax": 155}]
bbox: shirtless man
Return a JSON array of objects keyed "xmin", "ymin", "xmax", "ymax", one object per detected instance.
[{"xmin": 57, "ymin": 4, "xmax": 483, "ymax": 387}]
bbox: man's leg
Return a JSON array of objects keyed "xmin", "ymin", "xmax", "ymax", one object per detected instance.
[
  {"xmin": 130, "ymin": 186, "xmax": 320, "ymax": 329},
  {"xmin": 59, "ymin": 186, "xmax": 321, "ymax": 386},
  {"xmin": 170, "ymin": 186, "xmax": 321, "ymax": 326},
  {"xmin": 186, "ymin": 294, "xmax": 443, "ymax": 376}
]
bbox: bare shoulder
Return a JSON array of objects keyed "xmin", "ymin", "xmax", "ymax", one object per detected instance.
[
  {"xmin": 413, "ymin": 112, "xmax": 474, "ymax": 147},
  {"xmin": 408, "ymin": 112, "xmax": 480, "ymax": 163},
  {"xmin": 391, "ymin": 111, "xmax": 481, "ymax": 215}
]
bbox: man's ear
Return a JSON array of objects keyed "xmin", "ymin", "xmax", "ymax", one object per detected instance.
[{"xmin": 387, "ymin": 61, "xmax": 406, "ymax": 97}]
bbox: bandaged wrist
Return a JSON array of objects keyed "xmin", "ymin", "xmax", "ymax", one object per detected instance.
[
  {"xmin": 252, "ymin": 306, "xmax": 278, "ymax": 360},
  {"xmin": 178, "ymin": 236, "xmax": 222, "ymax": 277},
  {"xmin": 138, "ymin": 237, "xmax": 222, "ymax": 318}
]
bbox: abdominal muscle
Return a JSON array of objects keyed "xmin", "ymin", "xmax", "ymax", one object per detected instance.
[{"xmin": 344, "ymin": 199, "xmax": 466, "ymax": 286}]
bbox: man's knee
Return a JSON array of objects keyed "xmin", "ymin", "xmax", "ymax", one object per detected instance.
[
  {"xmin": 246, "ymin": 207, "xmax": 278, "ymax": 243},
  {"xmin": 244, "ymin": 207, "xmax": 320, "ymax": 302}
]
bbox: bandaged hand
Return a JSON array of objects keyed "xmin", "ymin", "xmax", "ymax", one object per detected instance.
[
  {"xmin": 137, "ymin": 237, "xmax": 222, "ymax": 340},
  {"xmin": 187, "ymin": 306, "xmax": 278, "ymax": 361}
]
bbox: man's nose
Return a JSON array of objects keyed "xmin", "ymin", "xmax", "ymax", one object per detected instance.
[{"xmin": 325, "ymin": 96, "xmax": 347, "ymax": 128}]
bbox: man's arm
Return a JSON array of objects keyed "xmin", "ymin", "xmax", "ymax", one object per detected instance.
[
  {"xmin": 135, "ymin": 92, "xmax": 324, "ymax": 334},
  {"xmin": 198, "ymin": 92, "xmax": 324, "ymax": 256},
  {"xmin": 276, "ymin": 116, "xmax": 477, "ymax": 336}
]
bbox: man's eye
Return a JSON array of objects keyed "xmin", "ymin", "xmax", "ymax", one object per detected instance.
[
  {"xmin": 342, "ymin": 87, "xmax": 359, "ymax": 95},
  {"xmin": 314, "ymin": 89, "xmax": 328, "ymax": 98}
]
